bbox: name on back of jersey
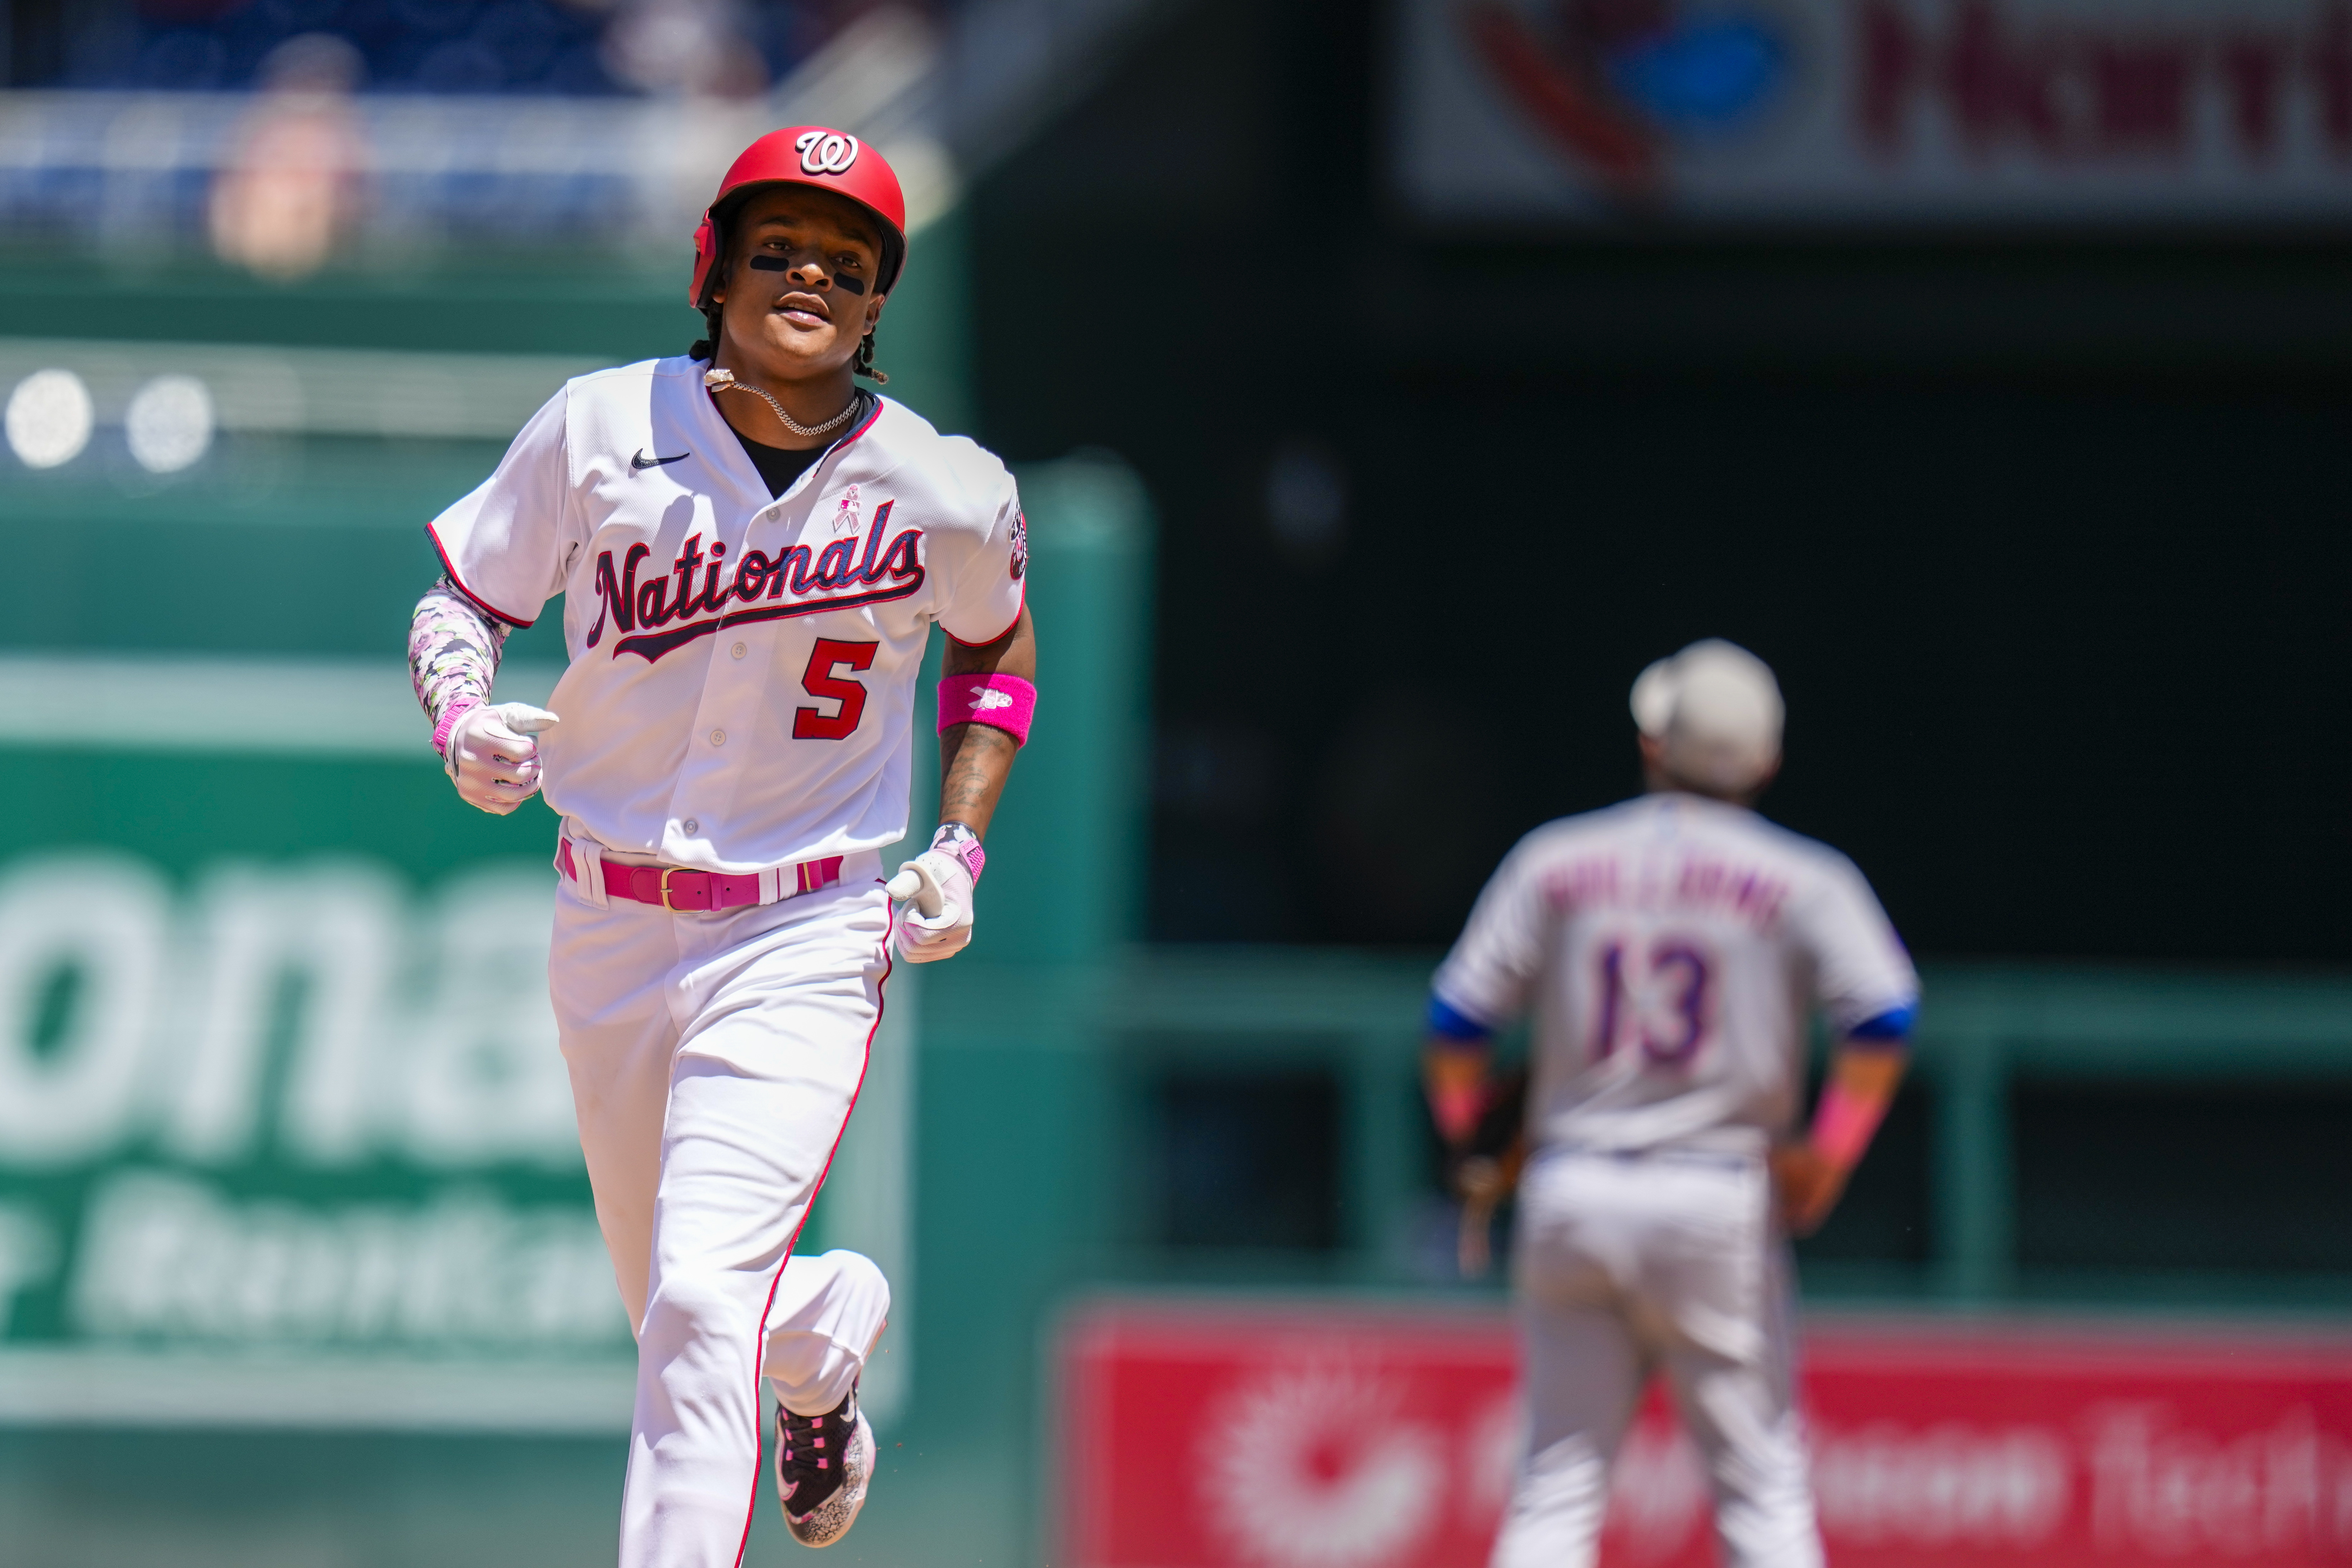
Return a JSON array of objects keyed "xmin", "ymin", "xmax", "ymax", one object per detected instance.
[{"xmin": 1545, "ymin": 852, "xmax": 1791, "ymax": 933}]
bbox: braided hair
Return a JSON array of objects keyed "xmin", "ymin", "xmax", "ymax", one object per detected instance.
[
  {"xmin": 689, "ymin": 298, "xmax": 721, "ymax": 363},
  {"xmin": 689, "ymin": 194, "xmax": 889, "ymax": 383}
]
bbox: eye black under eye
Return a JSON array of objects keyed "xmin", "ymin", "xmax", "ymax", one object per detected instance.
[{"xmin": 744, "ymin": 253, "xmax": 866, "ymax": 293}]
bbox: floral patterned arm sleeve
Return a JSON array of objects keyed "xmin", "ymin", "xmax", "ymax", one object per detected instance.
[{"xmin": 410, "ymin": 576, "xmax": 510, "ymax": 757}]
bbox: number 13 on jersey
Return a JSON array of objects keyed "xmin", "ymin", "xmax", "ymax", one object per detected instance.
[{"xmin": 1593, "ymin": 933, "xmax": 1716, "ymax": 1068}]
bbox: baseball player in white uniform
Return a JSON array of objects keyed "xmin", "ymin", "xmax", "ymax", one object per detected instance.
[
  {"xmin": 405, "ymin": 127, "xmax": 1037, "ymax": 1563},
  {"xmin": 1424, "ymin": 640, "xmax": 1918, "ymax": 1568}
]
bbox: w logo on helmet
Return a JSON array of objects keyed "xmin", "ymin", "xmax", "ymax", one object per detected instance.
[{"xmin": 795, "ymin": 131, "xmax": 861, "ymax": 176}]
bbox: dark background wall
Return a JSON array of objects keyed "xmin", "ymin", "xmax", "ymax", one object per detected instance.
[{"xmin": 970, "ymin": 0, "xmax": 2352, "ymax": 960}]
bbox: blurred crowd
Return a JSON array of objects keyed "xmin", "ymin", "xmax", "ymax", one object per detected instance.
[
  {"xmin": 0, "ymin": 3, "xmax": 972, "ymax": 277},
  {"xmin": 23, "ymin": 0, "xmax": 877, "ymax": 99}
]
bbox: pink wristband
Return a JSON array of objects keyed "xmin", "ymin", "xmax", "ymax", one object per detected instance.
[
  {"xmin": 432, "ymin": 697, "xmax": 482, "ymax": 759},
  {"xmin": 1810, "ymin": 1082, "xmax": 1892, "ymax": 1170},
  {"xmin": 1430, "ymin": 1083, "xmax": 1483, "ymax": 1147},
  {"xmin": 938, "ymin": 674, "xmax": 1036, "ymax": 746}
]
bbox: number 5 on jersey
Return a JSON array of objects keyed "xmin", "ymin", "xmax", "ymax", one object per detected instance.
[
  {"xmin": 793, "ymin": 638, "xmax": 877, "ymax": 740},
  {"xmin": 1595, "ymin": 935, "xmax": 1716, "ymax": 1067}
]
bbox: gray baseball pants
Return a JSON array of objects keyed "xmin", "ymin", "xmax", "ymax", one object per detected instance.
[{"xmin": 1490, "ymin": 1148, "xmax": 1823, "ymax": 1568}]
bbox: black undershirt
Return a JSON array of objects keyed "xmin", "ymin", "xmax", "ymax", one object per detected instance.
[{"xmin": 728, "ymin": 394, "xmax": 868, "ymax": 497}]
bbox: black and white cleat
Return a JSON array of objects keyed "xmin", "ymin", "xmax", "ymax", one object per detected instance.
[{"xmin": 775, "ymin": 1384, "xmax": 874, "ymax": 1548}]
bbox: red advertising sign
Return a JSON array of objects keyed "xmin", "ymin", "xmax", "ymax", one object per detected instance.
[
  {"xmin": 1395, "ymin": 0, "xmax": 2352, "ymax": 223},
  {"xmin": 1060, "ymin": 1300, "xmax": 2352, "ymax": 1568}
]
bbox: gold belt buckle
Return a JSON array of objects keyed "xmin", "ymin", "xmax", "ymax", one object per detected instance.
[{"xmin": 660, "ymin": 867, "xmax": 688, "ymax": 912}]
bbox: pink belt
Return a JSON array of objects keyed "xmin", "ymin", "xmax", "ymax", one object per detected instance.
[{"xmin": 556, "ymin": 838, "xmax": 843, "ymax": 912}]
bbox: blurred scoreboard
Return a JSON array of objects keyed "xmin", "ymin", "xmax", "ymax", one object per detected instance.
[{"xmin": 1061, "ymin": 1299, "xmax": 2352, "ymax": 1568}]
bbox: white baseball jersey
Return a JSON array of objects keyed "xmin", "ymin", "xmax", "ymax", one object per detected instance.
[
  {"xmin": 1433, "ymin": 793, "xmax": 1917, "ymax": 1159},
  {"xmin": 426, "ymin": 357, "xmax": 1026, "ymax": 873}
]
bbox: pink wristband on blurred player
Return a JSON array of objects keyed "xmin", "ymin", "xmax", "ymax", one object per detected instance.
[
  {"xmin": 937, "ymin": 674, "xmax": 1036, "ymax": 746},
  {"xmin": 1810, "ymin": 1082, "xmax": 1892, "ymax": 1169}
]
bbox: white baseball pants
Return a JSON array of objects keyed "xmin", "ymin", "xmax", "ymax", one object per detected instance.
[
  {"xmin": 1491, "ymin": 1148, "xmax": 1822, "ymax": 1568},
  {"xmin": 550, "ymin": 846, "xmax": 895, "ymax": 1568}
]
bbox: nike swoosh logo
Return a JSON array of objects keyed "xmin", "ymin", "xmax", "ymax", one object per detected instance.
[{"xmin": 631, "ymin": 449, "xmax": 690, "ymax": 470}]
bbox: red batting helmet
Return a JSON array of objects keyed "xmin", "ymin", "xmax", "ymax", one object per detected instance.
[{"xmin": 688, "ymin": 127, "xmax": 908, "ymax": 309}]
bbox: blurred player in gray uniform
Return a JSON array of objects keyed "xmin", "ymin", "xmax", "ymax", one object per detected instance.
[{"xmin": 1423, "ymin": 640, "xmax": 1918, "ymax": 1568}]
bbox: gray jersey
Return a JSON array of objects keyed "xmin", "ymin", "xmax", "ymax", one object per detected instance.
[{"xmin": 1433, "ymin": 793, "xmax": 1918, "ymax": 1158}]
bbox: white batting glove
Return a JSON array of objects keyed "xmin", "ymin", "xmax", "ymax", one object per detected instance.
[
  {"xmin": 886, "ymin": 825, "xmax": 983, "ymax": 963},
  {"xmin": 443, "ymin": 702, "xmax": 560, "ymax": 816}
]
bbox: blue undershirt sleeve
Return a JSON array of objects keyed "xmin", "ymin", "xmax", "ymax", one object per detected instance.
[
  {"xmin": 1846, "ymin": 1002, "xmax": 1917, "ymax": 1045},
  {"xmin": 1426, "ymin": 995, "xmax": 1495, "ymax": 1045}
]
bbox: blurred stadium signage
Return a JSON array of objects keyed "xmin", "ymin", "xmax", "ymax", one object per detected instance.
[
  {"xmin": 0, "ymin": 654, "xmax": 917, "ymax": 1432},
  {"xmin": 0, "ymin": 837, "xmax": 633, "ymax": 1427},
  {"xmin": 1061, "ymin": 1300, "xmax": 2352, "ymax": 1567},
  {"xmin": 0, "ymin": 660, "xmax": 644, "ymax": 1431},
  {"xmin": 1396, "ymin": 0, "xmax": 2352, "ymax": 222}
]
